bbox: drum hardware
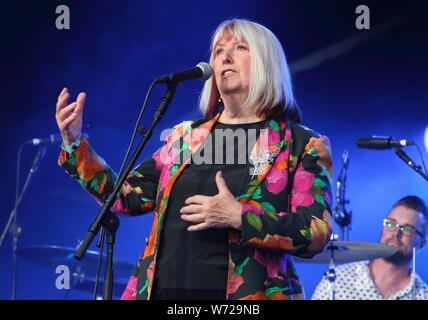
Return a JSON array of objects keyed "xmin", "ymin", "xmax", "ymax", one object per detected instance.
[
  {"xmin": 294, "ymin": 240, "xmax": 397, "ymax": 300},
  {"xmin": 16, "ymin": 244, "xmax": 133, "ymax": 299},
  {"xmin": 334, "ymin": 150, "xmax": 352, "ymax": 241}
]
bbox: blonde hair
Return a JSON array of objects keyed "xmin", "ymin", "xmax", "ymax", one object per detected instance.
[{"xmin": 199, "ymin": 19, "xmax": 300, "ymax": 122}]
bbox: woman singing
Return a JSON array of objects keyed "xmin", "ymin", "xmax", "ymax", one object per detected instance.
[{"xmin": 56, "ymin": 18, "xmax": 333, "ymax": 300}]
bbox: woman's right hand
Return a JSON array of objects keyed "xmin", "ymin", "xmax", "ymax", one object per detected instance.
[{"xmin": 55, "ymin": 88, "xmax": 86, "ymax": 148}]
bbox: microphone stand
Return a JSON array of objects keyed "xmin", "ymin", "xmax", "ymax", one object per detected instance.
[
  {"xmin": 394, "ymin": 147, "xmax": 428, "ymax": 181},
  {"xmin": 101, "ymin": 214, "xmax": 120, "ymax": 300},
  {"xmin": 333, "ymin": 150, "xmax": 352, "ymax": 241},
  {"xmin": 0, "ymin": 144, "xmax": 48, "ymax": 300},
  {"xmin": 74, "ymin": 82, "xmax": 178, "ymax": 300}
]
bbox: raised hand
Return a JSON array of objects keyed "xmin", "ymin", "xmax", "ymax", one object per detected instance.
[{"xmin": 55, "ymin": 87, "xmax": 86, "ymax": 148}]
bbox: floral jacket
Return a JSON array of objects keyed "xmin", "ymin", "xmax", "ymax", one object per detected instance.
[{"xmin": 58, "ymin": 113, "xmax": 333, "ymax": 300}]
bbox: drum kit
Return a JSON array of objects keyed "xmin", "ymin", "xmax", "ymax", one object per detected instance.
[
  {"xmin": 291, "ymin": 150, "xmax": 399, "ymax": 300},
  {"xmin": 293, "ymin": 240, "xmax": 397, "ymax": 300},
  {"xmin": 14, "ymin": 241, "xmax": 397, "ymax": 300}
]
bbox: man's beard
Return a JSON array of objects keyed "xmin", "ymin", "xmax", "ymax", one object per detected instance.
[{"xmin": 383, "ymin": 238, "xmax": 413, "ymax": 265}]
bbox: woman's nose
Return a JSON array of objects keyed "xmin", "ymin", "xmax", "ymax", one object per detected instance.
[{"xmin": 222, "ymin": 49, "xmax": 233, "ymax": 64}]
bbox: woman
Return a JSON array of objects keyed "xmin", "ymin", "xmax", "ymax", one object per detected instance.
[{"xmin": 56, "ymin": 19, "xmax": 333, "ymax": 300}]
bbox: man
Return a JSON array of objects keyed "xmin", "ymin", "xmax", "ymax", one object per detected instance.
[{"xmin": 312, "ymin": 196, "xmax": 428, "ymax": 300}]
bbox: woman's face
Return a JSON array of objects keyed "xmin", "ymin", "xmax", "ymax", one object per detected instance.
[{"xmin": 212, "ymin": 32, "xmax": 251, "ymax": 100}]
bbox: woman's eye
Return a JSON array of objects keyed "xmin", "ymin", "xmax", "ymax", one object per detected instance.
[
  {"xmin": 237, "ymin": 45, "xmax": 248, "ymax": 50},
  {"xmin": 215, "ymin": 48, "xmax": 224, "ymax": 55}
]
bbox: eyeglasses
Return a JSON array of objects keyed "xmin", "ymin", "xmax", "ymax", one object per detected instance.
[{"xmin": 383, "ymin": 218, "xmax": 424, "ymax": 238}]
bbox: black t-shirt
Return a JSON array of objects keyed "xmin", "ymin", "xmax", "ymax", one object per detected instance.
[{"xmin": 152, "ymin": 120, "xmax": 265, "ymax": 300}]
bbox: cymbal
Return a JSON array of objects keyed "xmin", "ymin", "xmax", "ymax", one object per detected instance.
[
  {"xmin": 292, "ymin": 241, "xmax": 397, "ymax": 264},
  {"xmin": 17, "ymin": 245, "xmax": 134, "ymax": 278},
  {"xmin": 71, "ymin": 277, "xmax": 128, "ymax": 297}
]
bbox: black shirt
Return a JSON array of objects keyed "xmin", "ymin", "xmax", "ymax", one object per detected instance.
[{"xmin": 152, "ymin": 120, "xmax": 265, "ymax": 300}]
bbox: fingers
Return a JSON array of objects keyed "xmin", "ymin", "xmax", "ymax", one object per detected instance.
[
  {"xmin": 185, "ymin": 195, "xmax": 211, "ymax": 205},
  {"xmin": 180, "ymin": 212, "xmax": 204, "ymax": 223},
  {"xmin": 56, "ymin": 89, "xmax": 86, "ymax": 114},
  {"xmin": 180, "ymin": 204, "xmax": 209, "ymax": 230},
  {"xmin": 180, "ymin": 204, "xmax": 203, "ymax": 215},
  {"xmin": 75, "ymin": 92, "xmax": 86, "ymax": 114},
  {"xmin": 187, "ymin": 222, "xmax": 210, "ymax": 232},
  {"xmin": 55, "ymin": 90, "xmax": 86, "ymax": 128},
  {"xmin": 59, "ymin": 111, "xmax": 78, "ymax": 131},
  {"xmin": 57, "ymin": 102, "xmax": 77, "ymax": 122},
  {"xmin": 56, "ymin": 90, "xmax": 70, "ymax": 113},
  {"xmin": 57, "ymin": 87, "xmax": 68, "ymax": 102},
  {"xmin": 181, "ymin": 212, "xmax": 212, "ymax": 232}
]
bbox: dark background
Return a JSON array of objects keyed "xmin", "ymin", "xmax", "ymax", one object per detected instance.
[{"xmin": 0, "ymin": 0, "xmax": 427, "ymax": 299}]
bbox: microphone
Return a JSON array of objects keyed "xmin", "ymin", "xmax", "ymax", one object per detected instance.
[
  {"xmin": 356, "ymin": 136, "xmax": 414, "ymax": 150},
  {"xmin": 26, "ymin": 134, "xmax": 62, "ymax": 146},
  {"xmin": 154, "ymin": 62, "xmax": 212, "ymax": 84},
  {"xmin": 26, "ymin": 133, "xmax": 89, "ymax": 146}
]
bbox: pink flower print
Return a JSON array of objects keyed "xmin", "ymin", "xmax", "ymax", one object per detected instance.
[
  {"xmin": 158, "ymin": 148, "xmax": 179, "ymax": 190},
  {"xmin": 242, "ymin": 203, "xmax": 264, "ymax": 215},
  {"xmin": 254, "ymin": 249, "xmax": 282, "ymax": 279},
  {"xmin": 227, "ymin": 273, "xmax": 244, "ymax": 295},
  {"xmin": 290, "ymin": 163, "xmax": 315, "ymax": 212},
  {"xmin": 266, "ymin": 127, "xmax": 281, "ymax": 145},
  {"xmin": 152, "ymin": 148, "xmax": 164, "ymax": 172},
  {"xmin": 264, "ymin": 150, "xmax": 289, "ymax": 195},
  {"xmin": 120, "ymin": 276, "xmax": 138, "ymax": 300}
]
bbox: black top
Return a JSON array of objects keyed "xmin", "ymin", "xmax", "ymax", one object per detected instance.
[{"xmin": 152, "ymin": 120, "xmax": 265, "ymax": 300}]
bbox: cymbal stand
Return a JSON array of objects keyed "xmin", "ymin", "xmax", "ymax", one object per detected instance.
[
  {"xmin": 323, "ymin": 242, "xmax": 338, "ymax": 300},
  {"xmin": 412, "ymin": 247, "xmax": 416, "ymax": 300}
]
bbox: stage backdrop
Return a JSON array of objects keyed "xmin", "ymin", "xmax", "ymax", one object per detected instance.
[{"xmin": 0, "ymin": 0, "xmax": 427, "ymax": 299}]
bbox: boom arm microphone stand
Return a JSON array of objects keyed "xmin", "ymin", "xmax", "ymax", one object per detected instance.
[
  {"xmin": 74, "ymin": 82, "xmax": 178, "ymax": 300},
  {"xmin": 393, "ymin": 147, "xmax": 428, "ymax": 181},
  {"xmin": 0, "ymin": 144, "xmax": 48, "ymax": 300}
]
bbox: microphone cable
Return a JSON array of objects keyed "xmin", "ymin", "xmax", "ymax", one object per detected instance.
[
  {"xmin": 115, "ymin": 79, "xmax": 157, "ymax": 182},
  {"xmin": 92, "ymin": 79, "xmax": 157, "ymax": 299},
  {"xmin": 412, "ymin": 143, "xmax": 428, "ymax": 176}
]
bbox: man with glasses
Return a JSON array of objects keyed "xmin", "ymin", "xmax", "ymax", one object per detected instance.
[{"xmin": 312, "ymin": 196, "xmax": 428, "ymax": 300}]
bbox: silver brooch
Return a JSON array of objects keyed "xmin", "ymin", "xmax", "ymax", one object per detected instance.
[{"xmin": 250, "ymin": 149, "xmax": 279, "ymax": 178}]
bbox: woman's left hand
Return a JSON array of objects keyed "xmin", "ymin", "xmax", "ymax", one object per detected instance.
[{"xmin": 180, "ymin": 171, "xmax": 243, "ymax": 231}]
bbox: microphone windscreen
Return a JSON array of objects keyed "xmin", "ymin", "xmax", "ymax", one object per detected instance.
[
  {"xmin": 355, "ymin": 137, "xmax": 391, "ymax": 150},
  {"xmin": 196, "ymin": 62, "xmax": 212, "ymax": 81}
]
